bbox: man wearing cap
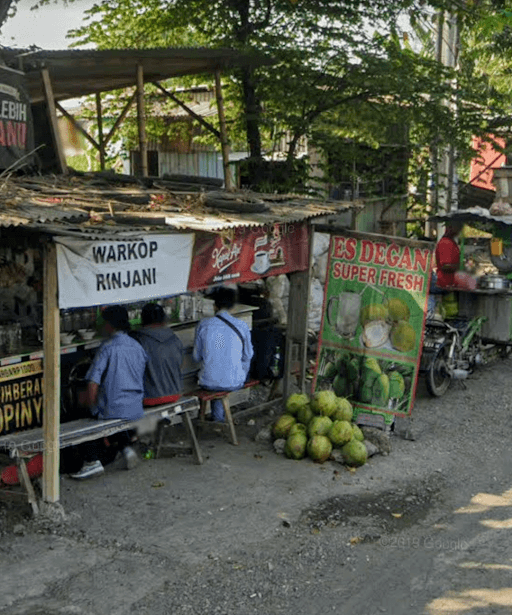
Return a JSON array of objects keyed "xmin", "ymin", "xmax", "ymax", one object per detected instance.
[
  {"xmin": 70, "ymin": 305, "xmax": 148, "ymax": 480},
  {"xmin": 132, "ymin": 302, "xmax": 184, "ymax": 405}
]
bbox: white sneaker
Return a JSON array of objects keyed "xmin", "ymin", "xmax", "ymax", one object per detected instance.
[
  {"xmin": 123, "ymin": 446, "xmax": 139, "ymax": 470},
  {"xmin": 70, "ymin": 460, "xmax": 104, "ymax": 480}
]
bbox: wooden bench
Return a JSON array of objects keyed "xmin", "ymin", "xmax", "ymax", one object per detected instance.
[
  {"xmin": 0, "ymin": 396, "xmax": 201, "ymax": 515},
  {"xmin": 195, "ymin": 379, "xmax": 260, "ymax": 446}
]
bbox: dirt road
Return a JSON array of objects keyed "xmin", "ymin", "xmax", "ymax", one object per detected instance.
[{"xmin": 0, "ymin": 358, "xmax": 511, "ymax": 615}]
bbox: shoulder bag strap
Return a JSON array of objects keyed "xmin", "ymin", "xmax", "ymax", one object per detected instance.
[{"xmin": 215, "ymin": 314, "xmax": 245, "ymax": 354}]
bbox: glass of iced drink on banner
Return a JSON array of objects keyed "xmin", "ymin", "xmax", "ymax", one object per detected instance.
[{"xmin": 327, "ymin": 291, "xmax": 361, "ymax": 339}]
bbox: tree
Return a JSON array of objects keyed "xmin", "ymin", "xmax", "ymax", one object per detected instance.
[
  {"xmin": 59, "ymin": 0, "xmax": 482, "ymax": 186},
  {"xmin": 9, "ymin": 0, "xmax": 512, "ymax": 196}
]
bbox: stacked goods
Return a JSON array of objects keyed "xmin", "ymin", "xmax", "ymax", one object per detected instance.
[{"xmin": 273, "ymin": 393, "xmax": 369, "ymax": 467}]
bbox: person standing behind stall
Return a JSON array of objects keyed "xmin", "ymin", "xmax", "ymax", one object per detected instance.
[
  {"xmin": 70, "ymin": 305, "xmax": 148, "ymax": 480},
  {"xmin": 435, "ymin": 221, "xmax": 477, "ymax": 290},
  {"xmin": 132, "ymin": 302, "xmax": 184, "ymax": 405},
  {"xmin": 193, "ymin": 287, "xmax": 254, "ymax": 422}
]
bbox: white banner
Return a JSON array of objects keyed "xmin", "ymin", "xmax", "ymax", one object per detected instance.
[{"xmin": 55, "ymin": 234, "xmax": 194, "ymax": 309}]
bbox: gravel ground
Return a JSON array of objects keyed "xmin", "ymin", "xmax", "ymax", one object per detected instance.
[{"xmin": 0, "ymin": 357, "xmax": 512, "ymax": 614}]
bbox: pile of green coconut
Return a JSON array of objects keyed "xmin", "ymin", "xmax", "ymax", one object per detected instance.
[{"xmin": 273, "ymin": 390, "xmax": 368, "ymax": 467}]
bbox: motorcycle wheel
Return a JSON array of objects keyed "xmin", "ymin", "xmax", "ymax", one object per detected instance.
[{"xmin": 426, "ymin": 346, "xmax": 451, "ymax": 397}]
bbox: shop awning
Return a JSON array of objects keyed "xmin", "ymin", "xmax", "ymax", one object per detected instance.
[
  {"xmin": 430, "ymin": 206, "xmax": 512, "ymax": 229},
  {"xmin": 1, "ymin": 47, "xmax": 272, "ymax": 104}
]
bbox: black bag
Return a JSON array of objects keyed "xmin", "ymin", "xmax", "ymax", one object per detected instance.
[{"xmin": 249, "ymin": 326, "xmax": 284, "ymax": 381}]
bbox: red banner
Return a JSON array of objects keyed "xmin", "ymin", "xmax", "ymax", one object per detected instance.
[{"xmin": 187, "ymin": 221, "xmax": 309, "ymax": 290}]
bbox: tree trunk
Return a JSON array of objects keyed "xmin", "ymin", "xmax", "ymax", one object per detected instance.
[{"xmin": 240, "ymin": 66, "xmax": 262, "ymax": 160}]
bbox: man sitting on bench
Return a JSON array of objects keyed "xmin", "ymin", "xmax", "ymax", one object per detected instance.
[
  {"xmin": 70, "ymin": 305, "xmax": 148, "ymax": 480},
  {"xmin": 193, "ymin": 287, "xmax": 253, "ymax": 422},
  {"xmin": 132, "ymin": 302, "xmax": 184, "ymax": 405}
]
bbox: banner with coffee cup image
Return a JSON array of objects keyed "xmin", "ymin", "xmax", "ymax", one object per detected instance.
[
  {"xmin": 187, "ymin": 221, "xmax": 309, "ymax": 290},
  {"xmin": 313, "ymin": 232, "xmax": 433, "ymax": 419}
]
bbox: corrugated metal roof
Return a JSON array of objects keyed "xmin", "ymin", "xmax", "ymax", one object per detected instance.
[
  {"xmin": 0, "ymin": 174, "xmax": 360, "ymax": 237},
  {"xmin": 3, "ymin": 47, "xmax": 272, "ymax": 103},
  {"xmin": 430, "ymin": 206, "xmax": 512, "ymax": 228}
]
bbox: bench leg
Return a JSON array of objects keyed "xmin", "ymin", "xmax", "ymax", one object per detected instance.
[
  {"xmin": 182, "ymin": 411, "xmax": 204, "ymax": 465},
  {"xmin": 17, "ymin": 457, "xmax": 39, "ymax": 516},
  {"xmin": 222, "ymin": 397, "xmax": 238, "ymax": 446},
  {"xmin": 199, "ymin": 399, "xmax": 209, "ymax": 422}
]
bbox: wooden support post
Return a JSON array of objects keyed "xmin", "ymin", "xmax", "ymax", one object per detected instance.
[
  {"xmin": 41, "ymin": 68, "xmax": 68, "ymax": 175},
  {"xmin": 136, "ymin": 63, "xmax": 148, "ymax": 177},
  {"xmin": 283, "ymin": 227, "xmax": 315, "ymax": 398},
  {"xmin": 95, "ymin": 92, "xmax": 105, "ymax": 171},
  {"xmin": 42, "ymin": 242, "xmax": 61, "ymax": 503},
  {"xmin": 214, "ymin": 70, "xmax": 232, "ymax": 190}
]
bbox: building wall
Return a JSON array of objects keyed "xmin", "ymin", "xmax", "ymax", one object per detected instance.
[
  {"xmin": 159, "ymin": 150, "xmax": 224, "ymax": 179},
  {"xmin": 470, "ymin": 136, "xmax": 505, "ymax": 191}
]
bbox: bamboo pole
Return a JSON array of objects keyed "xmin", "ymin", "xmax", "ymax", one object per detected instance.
[
  {"xmin": 41, "ymin": 68, "xmax": 68, "ymax": 175},
  {"xmin": 136, "ymin": 63, "xmax": 148, "ymax": 177},
  {"xmin": 214, "ymin": 70, "xmax": 232, "ymax": 190},
  {"xmin": 42, "ymin": 241, "xmax": 61, "ymax": 503},
  {"xmin": 95, "ymin": 93, "xmax": 105, "ymax": 171}
]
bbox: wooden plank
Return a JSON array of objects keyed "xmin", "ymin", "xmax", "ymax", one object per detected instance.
[
  {"xmin": 152, "ymin": 82, "xmax": 221, "ymax": 139},
  {"xmin": 95, "ymin": 93, "xmax": 105, "ymax": 171},
  {"xmin": 55, "ymin": 102, "xmax": 100, "ymax": 151},
  {"xmin": 136, "ymin": 63, "xmax": 148, "ymax": 177},
  {"xmin": 214, "ymin": 70, "xmax": 232, "ymax": 190},
  {"xmin": 42, "ymin": 241, "xmax": 61, "ymax": 503},
  {"xmin": 41, "ymin": 68, "xmax": 68, "ymax": 175},
  {"xmin": 17, "ymin": 457, "xmax": 39, "ymax": 516}
]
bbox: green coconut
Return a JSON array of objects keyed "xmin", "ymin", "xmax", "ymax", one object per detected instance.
[
  {"xmin": 310, "ymin": 390, "xmax": 338, "ymax": 417},
  {"xmin": 324, "ymin": 362, "xmax": 338, "ymax": 379},
  {"xmin": 372, "ymin": 373, "xmax": 390, "ymax": 407},
  {"xmin": 333, "ymin": 374, "xmax": 348, "ymax": 398},
  {"xmin": 272, "ymin": 414, "xmax": 296, "ymax": 439},
  {"xmin": 360, "ymin": 303, "xmax": 389, "ymax": 326},
  {"xmin": 285, "ymin": 433, "xmax": 308, "ymax": 460},
  {"xmin": 352, "ymin": 424, "xmax": 364, "ymax": 442},
  {"xmin": 332, "ymin": 397, "xmax": 353, "ymax": 422},
  {"xmin": 296, "ymin": 404, "xmax": 314, "ymax": 426},
  {"xmin": 288, "ymin": 423, "xmax": 307, "ymax": 437},
  {"xmin": 307, "ymin": 435, "xmax": 333, "ymax": 463},
  {"xmin": 386, "ymin": 297, "xmax": 410, "ymax": 322},
  {"xmin": 389, "ymin": 371, "xmax": 405, "ymax": 399},
  {"xmin": 286, "ymin": 393, "xmax": 310, "ymax": 416},
  {"xmin": 342, "ymin": 439, "xmax": 368, "ymax": 467},
  {"xmin": 390, "ymin": 320, "xmax": 416, "ymax": 353},
  {"xmin": 328, "ymin": 420, "xmax": 354, "ymax": 447},
  {"xmin": 307, "ymin": 415, "xmax": 333, "ymax": 438}
]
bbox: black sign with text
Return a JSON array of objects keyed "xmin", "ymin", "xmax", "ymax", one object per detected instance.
[{"xmin": 0, "ymin": 67, "xmax": 34, "ymax": 170}]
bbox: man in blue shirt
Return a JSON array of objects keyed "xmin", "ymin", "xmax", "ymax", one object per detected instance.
[
  {"xmin": 193, "ymin": 287, "xmax": 254, "ymax": 422},
  {"xmin": 70, "ymin": 305, "xmax": 148, "ymax": 480}
]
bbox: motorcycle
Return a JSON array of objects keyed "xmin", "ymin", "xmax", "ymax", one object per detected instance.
[{"xmin": 420, "ymin": 316, "xmax": 487, "ymax": 397}]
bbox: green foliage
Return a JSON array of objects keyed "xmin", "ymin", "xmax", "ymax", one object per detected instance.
[{"xmin": 15, "ymin": 0, "xmax": 512, "ymax": 197}]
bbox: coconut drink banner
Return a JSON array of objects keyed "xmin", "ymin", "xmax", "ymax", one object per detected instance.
[{"xmin": 314, "ymin": 231, "xmax": 433, "ymax": 423}]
